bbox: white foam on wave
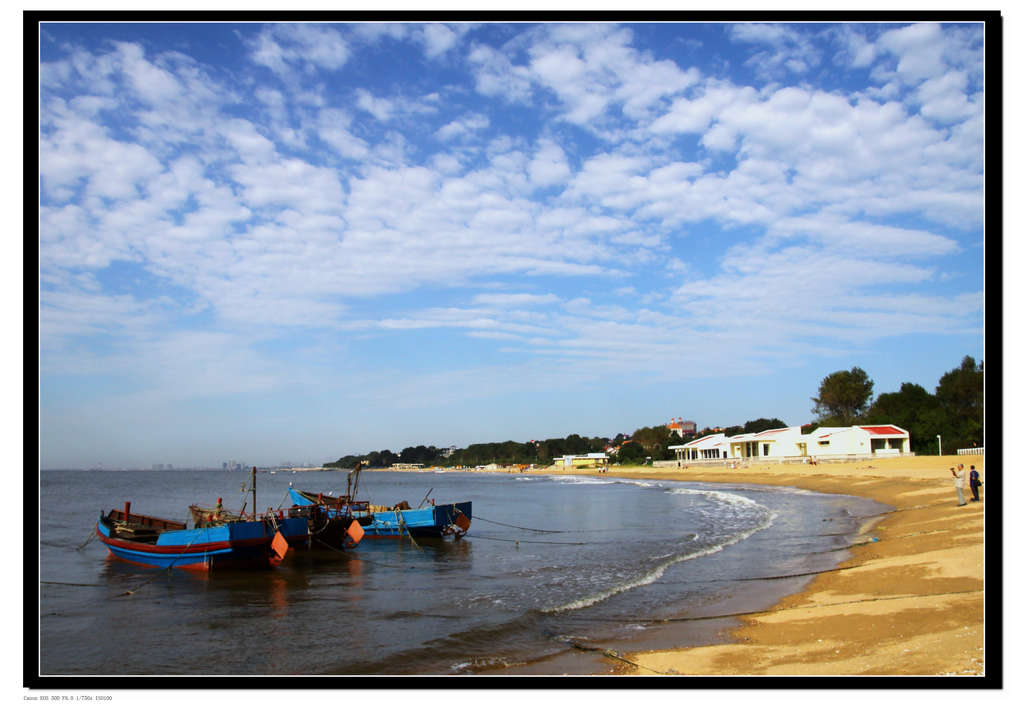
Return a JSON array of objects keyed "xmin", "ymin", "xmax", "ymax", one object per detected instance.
[
  {"xmin": 542, "ymin": 497, "xmax": 776, "ymax": 614},
  {"xmin": 621, "ymin": 480, "xmax": 659, "ymax": 488},
  {"xmin": 556, "ymin": 475, "xmax": 616, "ymax": 485},
  {"xmin": 668, "ymin": 486, "xmax": 764, "ymax": 509}
]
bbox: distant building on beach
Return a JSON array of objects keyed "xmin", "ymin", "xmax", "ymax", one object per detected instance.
[
  {"xmin": 553, "ymin": 452, "xmax": 610, "ymax": 469},
  {"xmin": 669, "ymin": 424, "xmax": 910, "ymax": 463},
  {"xmin": 667, "ymin": 418, "xmax": 697, "ymax": 437},
  {"xmin": 670, "ymin": 432, "xmax": 729, "ymax": 460}
]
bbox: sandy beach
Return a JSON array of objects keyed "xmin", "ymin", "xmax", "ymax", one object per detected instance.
[{"xmin": 537, "ymin": 454, "xmax": 987, "ymax": 676}]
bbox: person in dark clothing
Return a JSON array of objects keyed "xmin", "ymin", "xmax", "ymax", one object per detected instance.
[{"xmin": 969, "ymin": 465, "xmax": 982, "ymax": 502}]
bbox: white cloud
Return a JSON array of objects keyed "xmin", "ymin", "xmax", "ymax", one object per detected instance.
[
  {"xmin": 355, "ymin": 89, "xmax": 395, "ymax": 122},
  {"xmin": 650, "ymin": 82, "xmax": 753, "ymax": 135},
  {"xmin": 728, "ymin": 23, "xmax": 822, "ymax": 78},
  {"xmin": 915, "ymin": 71, "xmax": 977, "ymax": 123},
  {"xmin": 421, "ymin": 24, "xmax": 458, "ymax": 58},
  {"xmin": 250, "ymin": 24, "xmax": 350, "ymax": 76},
  {"xmin": 114, "ymin": 42, "xmax": 184, "ymax": 105},
  {"xmin": 468, "ymin": 44, "xmax": 533, "ymax": 102},
  {"xmin": 40, "ymin": 113, "xmax": 164, "ymax": 206},
  {"xmin": 436, "ymin": 113, "xmax": 490, "ymax": 141},
  {"xmin": 37, "ymin": 23, "xmax": 984, "ymax": 458},
  {"xmin": 473, "ymin": 293, "xmax": 560, "ymax": 306},
  {"xmin": 768, "ymin": 216, "xmax": 960, "ymax": 257},
  {"xmin": 528, "ymin": 139, "xmax": 571, "ymax": 188},
  {"xmin": 219, "ymin": 118, "xmax": 277, "ymax": 163},
  {"xmin": 876, "ymin": 23, "xmax": 946, "ymax": 83},
  {"xmin": 316, "ymin": 108, "xmax": 371, "ymax": 160},
  {"xmin": 229, "ymin": 158, "xmax": 346, "ymax": 212}
]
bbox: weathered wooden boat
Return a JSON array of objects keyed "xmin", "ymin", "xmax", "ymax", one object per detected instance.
[
  {"xmin": 96, "ymin": 467, "xmax": 362, "ymax": 570},
  {"xmin": 289, "ymin": 488, "xmax": 471, "ymax": 539},
  {"xmin": 285, "ymin": 497, "xmax": 366, "ymax": 550},
  {"xmin": 187, "ymin": 497, "xmax": 361, "ymax": 548},
  {"xmin": 96, "ymin": 501, "xmax": 310, "ymax": 571}
]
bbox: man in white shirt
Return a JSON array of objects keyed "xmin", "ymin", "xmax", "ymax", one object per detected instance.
[{"xmin": 951, "ymin": 464, "xmax": 967, "ymax": 506}]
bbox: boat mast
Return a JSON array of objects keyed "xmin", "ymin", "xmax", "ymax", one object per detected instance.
[
  {"xmin": 251, "ymin": 466, "xmax": 257, "ymax": 520},
  {"xmin": 348, "ymin": 460, "xmax": 363, "ymax": 500}
]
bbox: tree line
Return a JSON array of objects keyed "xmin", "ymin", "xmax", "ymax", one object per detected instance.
[
  {"xmin": 324, "ymin": 355, "xmax": 983, "ymax": 468},
  {"xmin": 806, "ymin": 355, "xmax": 983, "ymax": 455}
]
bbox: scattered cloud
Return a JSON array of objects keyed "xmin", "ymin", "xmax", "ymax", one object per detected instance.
[{"xmin": 37, "ymin": 21, "xmax": 985, "ymax": 467}]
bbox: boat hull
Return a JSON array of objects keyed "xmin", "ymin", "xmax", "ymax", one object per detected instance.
[
  {"xmin": 97, "ymin": 514, "xmax": 309, "ymax": 571},
  {"xmin": 362, "ymin": 502, "xmax": 472, "ymax": 538},
  {"xmin": 288, "ymin": 489, "xmax": 471, "ymax": 539}
]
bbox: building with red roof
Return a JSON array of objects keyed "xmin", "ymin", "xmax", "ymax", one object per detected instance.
[
  {"xmin": 669, "ymin": 424, "xmax": 910, "ymax": 463},
  {"xmin": 667, "ymin": 417, "xmax": 697, "ymax": 437}
]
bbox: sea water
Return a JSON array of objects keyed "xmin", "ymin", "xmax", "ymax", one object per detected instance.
[{"xmin": 36, "ymin": 468, "xmax": 888, "ymax": 676}]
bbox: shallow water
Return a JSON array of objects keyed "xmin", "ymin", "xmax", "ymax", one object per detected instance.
[{"xmin": 36, "ymin": 468, "xmax": 888, "ymax": 675}]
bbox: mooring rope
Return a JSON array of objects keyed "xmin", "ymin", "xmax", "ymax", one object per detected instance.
[
  {"xmin": 471, "ymin": 515, "xmax": 570, "ymax": 533},
  {"xmin": 395, "ymin": 508, "xmax": 422, "ymax": 551},
  {"xmin": 76, "ymin": 528, "xmax": 97, "ymax": 551},
  {"xmin": 467, "ymin": 533, "xmax": 586, "ymax": 546},
  {"xmin": 471, "ymin": 515, "xmax": 623, "ymax": 535}
]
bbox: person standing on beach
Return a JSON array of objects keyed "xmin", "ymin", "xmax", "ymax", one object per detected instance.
[
  {"xmin": 952, "ymin": 464, "xmax": 967, "ymax": 506},
  {"xmin": 969, "ymin": 465, "xmax": 982, "ymax": 502}
]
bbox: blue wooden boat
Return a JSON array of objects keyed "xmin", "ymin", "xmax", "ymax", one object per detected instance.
[
  {"xmin": 289, "ymin": 488, "xmax": 471, "ymax": 539},
  {"xmin": 96, "ymin": 501, "xmax": 312, "ymax": 571},
  {"xmin": 285, "ymin": 498, "xmax": 366, "ymax": 550},
  {"xmin": 96, "ymin": 467, "xmax": 366, "ymax": 570}
]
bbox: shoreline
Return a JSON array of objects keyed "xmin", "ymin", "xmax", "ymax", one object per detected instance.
[{"xmin": 525, "ymin": 455, "xmax": 986, "ymax": 676}]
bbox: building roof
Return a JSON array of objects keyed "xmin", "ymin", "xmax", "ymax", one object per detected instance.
[
  {"xmin": 755, "ymin": 427, "xmax": 791, "ymax": 438},
  {"xmin": 809, "ymin": 427, "xmax": 845, "ymax": 439},
  {"xmin": 859, "ymin": 425, "xmax": 907, "ymax": 436},
  {"xmin": 671, "ymin": 433, "xmax": 727, "ymax": 449}
]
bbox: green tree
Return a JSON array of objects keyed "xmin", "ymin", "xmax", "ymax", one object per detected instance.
[
  {"xmin": 865, "ymin": 382, "xmax": 942, "ymax": 453},
  {"xmin": 935, "ymin": 356, "xmax": 984, "ymax": 451},
  {"xmin": 631, "ymin": 425, "xmax": 674, "ymax": 459},
  {"xmin": 811, "ymin": 367, "xmax": 874, "ymax": 425},
  {"xmin": 615, "ymin": 440, "xmax": 647, "ymax": 464},
  {"xmin": 743, "ymin": 417, "xmax": 787, "ymax": 433}
]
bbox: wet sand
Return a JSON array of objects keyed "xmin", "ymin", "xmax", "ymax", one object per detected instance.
[{"xmin": 535, "ymin": 454, "xmax": 987, "ymax": 676}]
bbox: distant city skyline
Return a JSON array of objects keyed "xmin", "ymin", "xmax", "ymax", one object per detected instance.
[{"xmin": 37, "ymin": 20, "xmax": 987, "ymax": 469}]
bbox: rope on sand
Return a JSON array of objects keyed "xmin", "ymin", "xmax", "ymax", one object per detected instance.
[{"xmin": 568, "ymin": 641, "xmax": 672, "ymax": 675}]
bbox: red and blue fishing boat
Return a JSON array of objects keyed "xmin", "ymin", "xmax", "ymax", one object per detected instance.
[
  {"xmin": 289, "ymin": 488, "xmax": 471, "ymax": 539},
  {"xmin": 290, "ymin": 462, "xmax": 470, "ymax": 540},
  {"xmin": 96, "ymin": 467, "xmax": 363, "ymax": 570},
  {"xmin": 96, "ymin": 501, "xmax": 311, "ymax": 571}
]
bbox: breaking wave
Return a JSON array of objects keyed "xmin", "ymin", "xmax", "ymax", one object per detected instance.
[{"xmin": 541, "ymin": 492, "xmax": 777, "ymax": 614}]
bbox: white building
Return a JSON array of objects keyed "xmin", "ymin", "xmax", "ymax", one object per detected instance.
[
  {"xmin": 670, "ymin": 424, "xmax": 910, "ymax": 463},
  {"xmin": 804, "ymin": 425, "xmax": 910, "ymax": 458},
  {"xmin": 727, "ymin": 426, "xmax": 807, "ymax": 460},
  {"xmin": 668, "ymin": 433, "xmax": 729, "ymax": 461}
]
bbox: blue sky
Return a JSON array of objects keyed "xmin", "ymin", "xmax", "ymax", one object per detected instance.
[{"xmin": 37, "ymin": 20, "xmax": 987, "ymax": 469}]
